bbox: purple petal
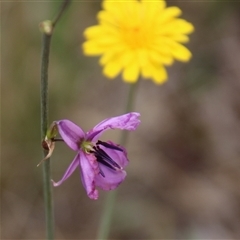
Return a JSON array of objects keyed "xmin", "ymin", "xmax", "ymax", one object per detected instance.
[
  {"xmin": 86, "ymin": 112, "xmax": 141, "ymax": 141},
  {"xmin": 55, "ymin": 120, "xmax": 85, "ymax": 151},
  {"xmin": 101, "ymin": 141, "xmax": 129, "ymax": 168},
  {"xmin": 95, "ymin": 165, "xmax": 127, "ymax": 191},
  {"xmin": 79, "ymin": 151, "xmax": 99, "ymax": 200},
  {"xmin": 94, "ymin": 141, "xmax": 128, "ymax": 191},
  {"xmin": 52, "ymin": 153, "xmax": 80, "ymax": 187}
]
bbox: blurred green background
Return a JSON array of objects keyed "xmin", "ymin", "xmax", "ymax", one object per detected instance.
[{"xmin": 2, "ymin": 1, "xmax": 240, "ymax": 239}]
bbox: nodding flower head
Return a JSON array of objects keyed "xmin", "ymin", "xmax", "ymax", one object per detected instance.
[{"xmin": 51, "ymin": 112, "xmax": 140, "ymax": 200}]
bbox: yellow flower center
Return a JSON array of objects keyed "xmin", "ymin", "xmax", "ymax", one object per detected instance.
[{"xmin": 121, "ymin": 26, "xmax": 150, "ymax": 49}]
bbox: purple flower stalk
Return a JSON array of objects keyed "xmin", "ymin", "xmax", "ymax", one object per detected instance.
[{"xmin": 52, "ymin": 112, "xmax": 140, "ymax": 200}]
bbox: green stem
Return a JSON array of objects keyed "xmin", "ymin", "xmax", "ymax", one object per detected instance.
[
  {"xmin": 97, "ymin": 81, "xmax": 140, "ymax": 240},
  {"xmin": 52, "ymin": 0, "xmax": 71, "ymax": 27},
  {"xmin": 41, "ymin": 31, "xmax": 54, "ymax": 240},
  {"xmin": 120, "ymin": 82, "xmax": 140, "ymax": 146},
  {"xmin": 40, "ymin": 1, "xmax": 71, "ymax": 239}
]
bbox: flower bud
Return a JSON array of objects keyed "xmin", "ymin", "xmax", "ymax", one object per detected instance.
[{"xmin": 39, "ymin": 20, "xmax": 53, "ymax": 35}]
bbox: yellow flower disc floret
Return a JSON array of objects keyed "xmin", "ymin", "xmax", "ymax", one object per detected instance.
[{"xmin": 83, "ymin": 0, "xmax": 194, "ymax": 84}]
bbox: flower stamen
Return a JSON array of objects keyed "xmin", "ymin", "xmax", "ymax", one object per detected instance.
[
  {"xmin": 95, "ymin": 154, "xmax": 115, "ymax": 172},
  {"xmin": 91, "ymin": 142, "xmax": 122, "ymax": 173},
  {"xmin": 98, "ymin": 165, "xmax": 106, "ymax": 177},
  {"xmin": 97, "ymin": 140, "xmax": 123, "ymax": 152},
  {"xmin": 95, "ymin": 146, "xmax": 121, "ymax": 169}
]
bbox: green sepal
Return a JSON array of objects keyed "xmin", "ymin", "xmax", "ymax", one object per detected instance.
[{"xmin": 46, "ymin": 122, "xmax": 58, "ymax": 140}]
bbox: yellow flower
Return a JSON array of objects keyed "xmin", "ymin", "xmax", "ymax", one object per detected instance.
[{"xmin": 83, "ymin": 0, "xmax": 194, "ymax": 84}]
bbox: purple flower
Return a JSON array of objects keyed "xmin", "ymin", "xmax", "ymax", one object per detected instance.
[{"xmin": 52, "ymin": 112, "xmax": 140, "ymax": 200}]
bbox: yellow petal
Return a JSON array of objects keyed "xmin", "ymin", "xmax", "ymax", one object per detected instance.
[
  {"xmin": 84, "ymin": 25, "xmax": 103, "ymax": 39},
  {"xmin": 103, "ymin": 1, "xmax": 124, "ymax": 16},
  {"xmin": 83, "ymin": 27, "xmax": 121, "ymax": 55},
  {"xmin": 149, "ymin": 49, "xmax": 174, "ymax": 66},
  {"xmin": 84, "ymin": 25, "xmax": 119, "ymax": 40},
  {"xmin": 103, "ymin": 60, "xmax": 122, "ymax": 79},
  {"xmin": 120, "ymin": 50, "xmax": 136, "ymax": 67},
  {"xmin": 151, "ymin": 65, "xmax": 168, "ymax": 84},
  {"xmin": 158, "ymin": 19, "xmax": 194, "ymax": 37},
  {"xmin": 92, "ymin": 36, "xmax": 120, "ymax": 46},
  {"xmin": 103, "ymin": 0, "xmax": 140, "ymax": 28},
  {"xmin": 142, "ymin": 1, "xmax": 165, "ymax": 26},
  {"xmin": 157, "ymin": 6, "xmax": 182, "ymax": 25},
  {"xmin": 83, "ymin": 41, "xmax": 105, "ymax": 55},
  {"xmin": 174, "ymin": 19, "xmax": 194, "ymax": 34},
  {"xmin": 137, "ymin": 49, "xmax": 148, "ymax": 67},
  {"xmin": 119, "ymin": 1, "xmax": 141, "ymax": 28},
  {"xmin": 122, "ymin": 61, "xmax": 139, "ymax": 82},
  {"xmin": 141, "ymin": 63, "xmax": 168, "ymax": 84},
  {"xmin": 141, "ymin": 64, "xmax": 152, "ymax": 78},
  {"xmin": 153, "ymin": 39, "xmax": 192, "ymax": 62},
  {"xmin": 142, "ymin": 0, "xmax": 165, "ymax": 16},
  {"xmin": 151, "ymin": 39, "xmax": 172, "ymax": 55},
  {"xmin": 98, "ymin": 11, "xmax": 118, "ymax": 26},
  {"xmin": 171, "ymin": 35, "xmax": 189, "ymax": 43},
  {"xmin": 100, "ymin": 47, "xmax": 133, "ymax": 66},
  {"xmin": 168, "ymin": 41, "xmax": 192, "ymax": 61}
]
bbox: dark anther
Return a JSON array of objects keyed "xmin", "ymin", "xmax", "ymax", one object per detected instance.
[
  {"xmin": 97, "ymin": 140, "xmax": 123, "ymax": 152},
  {"xmin": 94, "ymin": 146, "xmax": 121, "ymax": 169},
  {"xmin": 92, "ymin": 144, "xmax": 122, "ymax": 173},
  {"xmin": 95, "ymin": 155, "xmax": 115, "ymax": 171},
  {"xmin": 98, "ymin": 165, "xmax": 105, "ymax": 177}
]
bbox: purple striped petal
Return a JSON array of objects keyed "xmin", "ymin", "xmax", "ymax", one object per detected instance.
[
  {"xmin": 56, "ymin": 120, "xmax": 85, "ymax": 151},
  {"xmin": 95, "ymin": 166, "xmax": 127, "ymax": 191},
  {"xmin": 86, "ymin": 112, "xmax": 140, "ymax": 141},
  {"xmin": 79, "ymin": 151, "xmax": 99, "ymax": 200},
  {"xmin": 52, "ymin": 153, "xmax": 80, "ymax": 187}
]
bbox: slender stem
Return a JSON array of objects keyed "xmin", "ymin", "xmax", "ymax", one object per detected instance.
[
  {"xmin": 120, "ymin": 82, "xmax": 140, "ymax": 146},
  {"xmin": 97, "ymin": 81, "xmax": 140, "ymax": 240},
  {"xmin": 52, "ymin": 0, "xmax": 71, "ymax": 27},
  {"xmin": 40, "ymin": 1, "xmax": 71, "ymax": 239},
  {"xmin": 41, "ymin": 32, "xmax": 54, "ymax": 240}
]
